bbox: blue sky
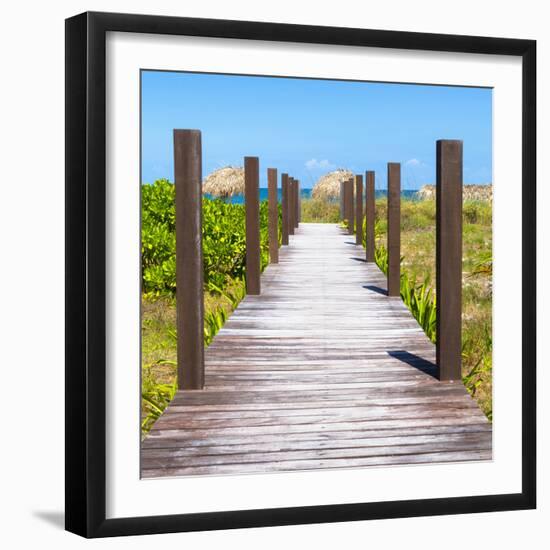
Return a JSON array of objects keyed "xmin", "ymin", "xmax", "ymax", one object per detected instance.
[{"xmin": 141, "ymin": 71, "xmax": 492, "ymax": 190}]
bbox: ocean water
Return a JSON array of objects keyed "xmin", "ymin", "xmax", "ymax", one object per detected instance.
[{"xmin": 205, "ymin": 189, "xmax": 420, "ymax": 204}]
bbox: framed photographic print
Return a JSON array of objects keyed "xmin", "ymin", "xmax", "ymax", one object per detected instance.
[{"xmin": 65, "ymin": 11, "xmax": 536, "ymax": 538}]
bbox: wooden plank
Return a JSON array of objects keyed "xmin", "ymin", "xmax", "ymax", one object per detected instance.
[
  {"xmin": 174, "ymin": 129, "xmax": 204, "ymax": 389},
  {"xmin": 170, "ymin": 388, "xmax": 470, "ymax": 407},
  {"xmin": 142, "ymin": 424, "xmax": 491, "ymax": 449},
  {"xmin": 158, "ymin": 399, "xmax": 482, "ymax": 420},
  {"xmin": 164, "ymin": 393, "xmax": 474, "ymax": 410},
  {"xmin": 142, "ymin": 436, "xmax": 491, "ymax": 470},
  {"xmin": 143, "ymin": 431, "xmax": 491, "ymax": 458},
  {"xmin": 153, "ymin": 409, "xmax": 486, "ymax": 432},
  {"xmin": 148, "ymin": 414, "xmax": 489, "ymax": 440},
  {"xmin": 142, "ymin": 450, "xmax": 492, "ymax": 478},
  {"xmin": 175, "ymin": 380, "xmax": 447, "ymax": 393},
  {"xmin": 163, "ymin": 397, "xmax": 478, "ymax": 416},
  {"xmin": 151, "ymin": 407, "xmax": 487, "ymax": 432}
]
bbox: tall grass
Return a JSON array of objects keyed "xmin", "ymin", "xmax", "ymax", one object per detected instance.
[
  {"xmin": 300, "ymin": 198, "xmax": 340, "ymax": 223},
  {"xmin": 372, "ymin": 244, "xmax": 437, "ymax": 343},
  {"xmin": 141, "ymin": 279, "xmax": 246, "ymax": 436},
  {"xmin": 141, "ymin": 368, "xmax": 177, "ymax": 434}
]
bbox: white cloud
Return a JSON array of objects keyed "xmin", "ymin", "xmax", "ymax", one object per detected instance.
[
  {"xmin": 405, "ymin": 158, "xmax": 422, "ymax": 167},
  {"xmin": 305, "ymin": 158, "xmax": 335, "ymax": 171}
]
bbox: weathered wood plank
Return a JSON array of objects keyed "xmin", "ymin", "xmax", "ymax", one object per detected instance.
[
  {"xmin": 148, "ymin": 414, "xmax": 490, "ymax": 441},
  {"xmin": 156, "ymin": 400, "xmax": 482, "ymax": 420},
  {"xmin": 160, "ymin": 405, "xmax": 479, "ymax": 424},
  {"xmin": 142, "ymin": 450, "xmax": 492, "ymax": 478},
  {"xmin": 143, "ymin": 431, "xmax": 491, "ymax": 458},
  {"xmin": 160, "ymin": 394, "xmax": 476, "ymax": 413},
  {"xmin": 151, "ymin": 412, "xmax": 487, "ymax": 435},
  {"xmin": 142, "ymin": 436, "xmax": 492, "ymax": 470},
  {"xmin": 142, "ymin": 423, "xmax": 492, "ymax": 450},
  {"xmin": 170, "ymin": 380, "xmax": 470, "ymax": 403}
]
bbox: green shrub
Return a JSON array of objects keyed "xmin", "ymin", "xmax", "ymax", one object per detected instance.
[{"xmin": 141, "ymin": 179, "xmax": 273, "ymax": 297}]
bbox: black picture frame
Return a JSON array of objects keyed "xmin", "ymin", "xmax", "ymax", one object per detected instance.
[{"xmin": 65, "ymin": 11, "xmax": 536, "ymax": 538}]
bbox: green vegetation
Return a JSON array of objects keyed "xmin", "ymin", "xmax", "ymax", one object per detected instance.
[
  {"xmin": 356, "ymin": 198, "xmax": 493, "ymax": 419},
  {"xmin": 141, "ymin": 280, "xmax": 246, "ymax": 433},
  {"xmin": 142, "ymin": 178, "xmax": 275, "ymax": 297},
  {"xmin": 300, "ymin": 198, "xmax": 340, "ymax": 223},
  {"xmin": 141, "ymin": 179, "xmax": 275, "ymax": 435}
]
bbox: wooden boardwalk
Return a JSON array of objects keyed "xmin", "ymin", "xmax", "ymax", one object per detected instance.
[{"xmin": 142, "ymin": 223, "xmax": 492, "ymax": 478}]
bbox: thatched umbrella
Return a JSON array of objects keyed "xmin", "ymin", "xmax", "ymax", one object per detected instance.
[
  {"xmin": 311, "ymin": 169, "xmax": 354, "ymax": 201},
  {"xmin": 202, "ymin": 166, "xmax": 244, "ymax": 198}
]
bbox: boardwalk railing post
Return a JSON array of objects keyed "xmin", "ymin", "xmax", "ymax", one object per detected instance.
[
  {"xmin": 340, "ymin": 181, "xmax": 345, "ymax": 220},
  {"xmin": 288, "ymin": 177, "xmax": 295, "ymax": 235},
  {"xmin": 342, "ymin": 180, "xmax": 348, "ymax": 223},
  {"xmin": 268, "ymin": 167, "xmax": 279, "ymax": 263},
  {"xmin": 174, "ymin": 129, "xmax": 204, "ymax": 390},
  {"xmin": 298, "ymin": 180, "xmax": 301, "ymax": 225},
  {"xmin": 245, "ymin": 156, "xmax": 261, "ymax": 295},
  {"xmin": 347, "ymin": 178, "xmax": 355, "ymax": 235},
  {"xmin": 436, "ymin": 140, "xmax": 463, "ymax": 382},
  {"xmin": 294, "ymin": 180, "xmax": 300, "ymax": 228},
  {"xmin": 365, "ymin": 170, "xmax": 376, "ymax": 262},
  {"xmin": 355, "ymin": 174, "xmax": 363, "ymax": 245},
  {"xmin": 387, "ymin": 163, "xmax": 401, "ymax": 296},
  {"xmin": 281, "ymin": 173, "xmax": 289, "ymax": 245}
]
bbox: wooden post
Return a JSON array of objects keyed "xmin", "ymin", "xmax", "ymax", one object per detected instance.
[
  {"xmin": 268, "ymin": 168, "xmax": 279, "ymax": 263},
  {"xmin": 342, "ymin": 180, "xmax": 347, "ymax": 223},
  {"xmin": 436, "ymin": 140, "xmax": 463, "ymax": 382},
  {"xmin": 174, "ymin": 129, "xmax": 204, "ymax": 390},
  {"xmin": 288, "ymin": 177, "xmax": 295, "ymax": 235},
  {"xmin": 298, "ymin": 180, "xmax": 301, "ymax": 224},
  {"xmin": 347, "ymin": 178, "xmax": 354, "ymax": 235},
  {"xmin": 281, "ymin": 173, "xmax": 289, "ymax": 245},
  {"xmin": 365, "ymin": 170, "xmax": 375, "ymax": 262},
  {"xmin": 387, "ymin": 163, "xmax": 401, "ymax": 297},
  {"xmin": 294, "ymin": 180, "xmax": 300, "ymax": 228},
  {"xmin": 245, "ymin": 156, "xmax": 261, "ymax": 295},
  {"xmin": 355, "ymin": 174, "xmax": 363, "ymax": 245},
  {"xmin": 340, "ymin": 181, "xmax": 345, "ymax": 220}
]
